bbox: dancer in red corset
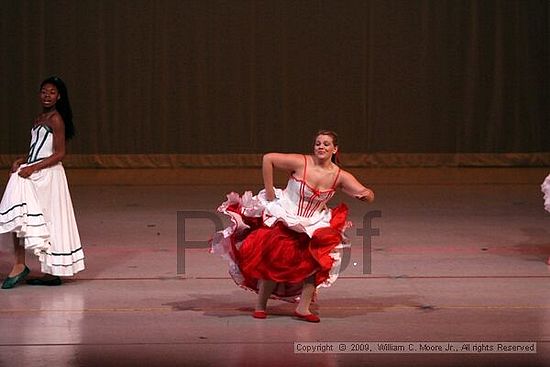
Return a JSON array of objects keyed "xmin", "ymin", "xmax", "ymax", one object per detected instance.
[{"xmin": 211, "ymin": 130, "xmax": 374, "ymax": 322}]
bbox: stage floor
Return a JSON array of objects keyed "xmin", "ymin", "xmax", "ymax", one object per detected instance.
[{"xmin": 0, "ymin": 168, "xmax": 549, "ymax": 367}]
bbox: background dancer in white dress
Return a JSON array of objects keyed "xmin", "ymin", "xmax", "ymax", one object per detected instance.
[
  {"xmin": 542, "ymin": 174, "xmax": 550, "ymax": 265},
  {"xmin": 0, "ymin": 76, "xmax": 85, "ymax": 289}
]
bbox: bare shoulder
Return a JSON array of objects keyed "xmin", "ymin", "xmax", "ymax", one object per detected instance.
[
  {"xmin": 264, "ymin": 152, "xmax": 305, "ymax": 165},
  {"xmin": 264, "ymin": 152, "xmax": 304, "ymax": 161},
  {"xmin": 45, "ymin": 113, "xmax": 67, "ymax": 143},
  {"xmin": 335, "ymin": 168, "xmax": 366, "ymax": 188},
  {"xmin": 264, "ymin": 152, "xmax": 305, "ymax": 171},
  {"xmin": 337, "ymin": 168, "xmax": 356, "ymax": 182},
  {"xmin": 46, "ymin": 112, "xmax": 65, "ymax": 130}
]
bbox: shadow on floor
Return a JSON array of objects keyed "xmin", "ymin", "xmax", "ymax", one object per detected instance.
[{"xmin": 164, "ymin": 292, "xmax": 425, "ymax": 319}]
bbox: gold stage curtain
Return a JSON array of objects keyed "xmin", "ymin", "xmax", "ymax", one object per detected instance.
[
  {"xmin": 1, "ymin": 0, "xmax": 548, "ymax": 158},
  {"xmin": 1, "ymin": 153, "xmax": 549, "ymax": 169}
]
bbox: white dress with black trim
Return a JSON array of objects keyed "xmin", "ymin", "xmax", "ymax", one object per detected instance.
[
  {"xmin": 0, "ymin": 124, "xmax": 85, "ymax": 276},
  {"xmin": 542, "ymin": 174, "xmax": 550, "ymax": 213}
]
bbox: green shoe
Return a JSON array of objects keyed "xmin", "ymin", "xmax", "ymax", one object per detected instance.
[
  {"xmin": 1, "ymin": 266, "xmax": 30, "ymax": 289},
  {"xmin": 26, "ymin": 276, "xmax": 62, "ymax": 286}
]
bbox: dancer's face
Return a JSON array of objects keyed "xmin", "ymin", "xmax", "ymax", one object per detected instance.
[
  {"xmin": 314, "ymin": 134, "xmax": 337, "ymax": 161},
  {"xmin": 40, "ymin": 83, "xmax": 60, "ymax": 109}
]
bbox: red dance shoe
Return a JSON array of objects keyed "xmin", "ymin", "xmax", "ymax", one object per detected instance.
[
  {"xmin": 294, "ymin": 311, "xmax": 320, "ymax": 323},
  {"xmin": 253, "ymin": 310, "xmax": 267, "ymax": 319}
]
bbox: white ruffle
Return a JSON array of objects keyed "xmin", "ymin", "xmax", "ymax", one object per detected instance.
[
  {"xmin": 0, "ymin": 170, "xmax": 51, "ymax": 254},
  {"xmin": 211, "ymin": 186, "xmax": 349, "ymax": 289},
  {"xmin": 0, "ymin": 163, "xmax": 85, "ymax": 276},
  {"xmin": 260, "ymin": 188, "xmax": 333, "ymax": 237},
  {"xmin": 542, "ymin": 174, "xmax": 550, "ymax": 213}
]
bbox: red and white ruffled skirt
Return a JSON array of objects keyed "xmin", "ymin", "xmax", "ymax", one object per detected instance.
[{"xmin": 211, "ymin": 189, "xmax": 350, "ymax": 302}]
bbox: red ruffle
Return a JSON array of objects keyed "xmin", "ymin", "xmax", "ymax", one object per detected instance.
[{"xmin": 232, "ymin": 203, "xmax": 348, "ymax": 298}]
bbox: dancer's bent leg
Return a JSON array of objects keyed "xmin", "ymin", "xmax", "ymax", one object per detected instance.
[
  {"xmin": 256, "ymin": 279, "xmax": 277, "ymax": 312},
  {"xmin": 295, "ymin": 275, "xmax": 316, "ymax": 315}
]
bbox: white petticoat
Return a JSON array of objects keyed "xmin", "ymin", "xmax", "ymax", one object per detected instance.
[
  {"xmin": 542, "ymin": 174, "xmax": 550, "ymax": 213},
  {"xmin": 0, "ymin": 162, "xmax": 85, "ymax": 276},
  {"xmin": 211, "ymin": 188, "xmax": 350, "ymax": 289}
]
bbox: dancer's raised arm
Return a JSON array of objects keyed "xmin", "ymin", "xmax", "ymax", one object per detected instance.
[
  {"xmin": 262, "ymin": 153, "xmax": 303, "ymax": 201},
  {"xmin": 338, "ymin": 170, "xmax": 375, "ymax": 203}
]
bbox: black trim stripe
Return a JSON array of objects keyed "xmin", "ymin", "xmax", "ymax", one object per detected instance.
[
  {"xmin": 0, "ymin": 203, "xmax": 27, "ymax": 216},
  {"xmin": 49, "ymin": 247, "xmax": 84, "ymax": 256},
  {"xmin": 1, "ymin": 214, "xmax": 46, "ymax": 226},
  {"xmin": 30, "ymin": 129, "xmax": 50, "ymax": 163},
  {"xmin": 42, "ymin": 125, "xmax": 53, "ymax": 133},
  {"xmin": 47, "ymin": 257, "xmax": 85, "ymax": 267},
  {"xmin": 26, "ymin": 157, "xmax": 45, "ymax": 165},
  {"xmin": 27, "ymin": 129, "xmax": 40, "ymax": 163}
]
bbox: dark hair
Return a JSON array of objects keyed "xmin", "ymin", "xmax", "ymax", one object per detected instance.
[
  {"xmin": 40, "ymin": 76, "xmax": 75, "ymax": 140},
  {"xmin": 314, "ymin": 130, "xmax": 340, "ymax": 164}
]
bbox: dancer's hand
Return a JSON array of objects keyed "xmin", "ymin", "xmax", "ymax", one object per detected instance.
[
  {"xmin": 265, "ymin": 188, "xmax": 276, "ymax": 201},
  {"xmin": 11, "ymin": 159, "xmax": 25, "ymax": 173},
  {"xmin": 354, "ymin": 189, "xmax": 374, "ymax": 202},
  {"xmin": 18, "ymin": 165, "xmax": 35, "ymax": 178}
]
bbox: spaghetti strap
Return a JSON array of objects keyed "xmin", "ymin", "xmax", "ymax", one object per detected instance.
[
  {"xmin": 331, "ymin": 167, "xmax": 341, "ymax": 189},
  {"xmin": 303, "ymin": 155, "xmax": 308, "ymax": 175}
]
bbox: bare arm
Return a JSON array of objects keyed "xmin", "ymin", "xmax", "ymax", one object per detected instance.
[
  {"xmin": 10, "ymin": 156, "xmax": 27, "ymax": 173},
  {"xmin": 18, "ymin": 114, "xmax": 66, "ymax": 178},
  {"xmin": 262, "ymin": 153, "xmax": 304, "ymax": 200},
  {"xmin": 338, "ymin": 170, "xmax": 375, "ymax": 203}
]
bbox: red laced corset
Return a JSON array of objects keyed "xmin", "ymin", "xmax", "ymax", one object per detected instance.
[{"xmin": 290, "ymin": 156, "xmax": 340, "ymax": 218}]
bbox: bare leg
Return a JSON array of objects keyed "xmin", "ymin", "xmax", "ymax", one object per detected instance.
[
  {"xmin": 255, "ymin": 279, "xmax": 277, "ymax": 312},
  {"xmin": 8, "ymin": 233, "xmax": 26, "ymax": 277},
  {"xmin": 295, "ymin": 275, "xmax": 316, "ymax": 315}
]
